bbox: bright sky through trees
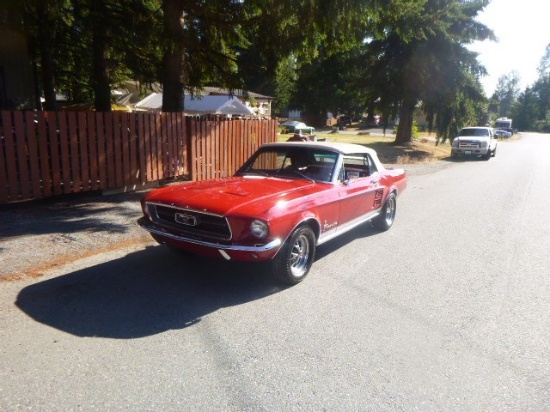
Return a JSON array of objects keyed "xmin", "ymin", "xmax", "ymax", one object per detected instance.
[{"xmin": 469, "ymin": 0, "xmax": 550, "ymax": 96}]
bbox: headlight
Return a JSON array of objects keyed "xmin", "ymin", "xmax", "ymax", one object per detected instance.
[
  {"xmin": 451, "ymin": 139, "xmax": 458, "ymax": 148},
  {"xmin": 250, "ymin": 219, "xmax": 268, "ymax": 239},
  {"xmin": 480, "ymin": 141, "xmax": 488, "ymax": 148}
]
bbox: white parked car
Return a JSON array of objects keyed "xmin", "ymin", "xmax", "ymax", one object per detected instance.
[
  {"xmin": 451, "ymin": 127, "xmax": 497, "ymax": 160},
  {"xmin": 495, "ymin": 129, "xmax": 512, "ymax": 139}
]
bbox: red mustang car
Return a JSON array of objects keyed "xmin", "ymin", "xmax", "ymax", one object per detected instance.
[{"xmin": 138, "ymin": 142, "xmax": 407, "ymax": 284}]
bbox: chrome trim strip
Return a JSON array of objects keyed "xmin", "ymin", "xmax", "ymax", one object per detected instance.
[
  {"xmin": 138, "ymin": 218, "xmax": 282, "ymax": 252},
  {"xmin": 317, "ymin": 209, "xmax": 381, "ymax": 245}
]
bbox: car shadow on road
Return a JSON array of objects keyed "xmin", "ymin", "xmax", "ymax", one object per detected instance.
[
  {"xmin": 15, "ymin": 245, "xmax": 285, "ymax": 339},
  {"xmin": 15, "ymin": 221, "xmax": 382, "ymax": 339}
]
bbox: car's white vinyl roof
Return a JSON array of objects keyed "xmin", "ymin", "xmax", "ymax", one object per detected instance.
[
  {"xmin": 261, "ymin": 141, "xmax": 386, "ymax": 171},
  {"xmin": 262, "ymin": 141, "xmax": 378, "ymax": 156}
]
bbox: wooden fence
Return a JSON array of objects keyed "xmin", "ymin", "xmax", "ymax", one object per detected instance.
[{"xmin": 0, "ymin": 110, "xmax": 278, "ymax": 204}]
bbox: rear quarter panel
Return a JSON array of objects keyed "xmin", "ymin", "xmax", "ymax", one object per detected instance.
[{"xmin": 381, "ymin": 168, "xmax": 407, "ymax": 195}]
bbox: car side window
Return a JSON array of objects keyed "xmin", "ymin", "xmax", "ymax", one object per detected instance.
[
  {"xmin": 342, "ymin": 153, "xmax": 376, "ymax": 181},
  {"xmin": 367, "ymin": 154, "xmax": 378, "ymax": 174}
]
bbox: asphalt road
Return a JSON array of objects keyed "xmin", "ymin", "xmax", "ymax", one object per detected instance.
[{"xmin": 1, "ymin": 133, "xmax": 549, "ymax": 411}]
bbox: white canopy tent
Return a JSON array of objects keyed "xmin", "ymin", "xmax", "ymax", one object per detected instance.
[{"xmin": 133, "ymin": 93, "xmax": 254, "ymax": 117}]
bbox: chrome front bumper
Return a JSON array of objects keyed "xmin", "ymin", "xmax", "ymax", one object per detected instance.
[
  {"xmin": 138, "ymin": 217, "xmax": 282, "ymax": 253},
  {"xmin": 452, "ymin": 148, "xmax": 489, "ymax": 155}
]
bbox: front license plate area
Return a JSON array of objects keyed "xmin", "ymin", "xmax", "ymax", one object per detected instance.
[{"xmin": 465, "ymin": 150, "xmax": 472, "ymax": 155}]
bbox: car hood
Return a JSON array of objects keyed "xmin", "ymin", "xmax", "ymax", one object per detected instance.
[{"xmin": 144, "ymin": 176, "xmax": 320, "ymax": 216}]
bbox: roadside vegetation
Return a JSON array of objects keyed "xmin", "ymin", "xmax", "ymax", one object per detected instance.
[
  {"xmin": 278, "ymin": 127, "xmax": 452, "ymax": 164},
  {"xmin": 496, "ymin": 51, "xmax": 550, "ymax": 132}
]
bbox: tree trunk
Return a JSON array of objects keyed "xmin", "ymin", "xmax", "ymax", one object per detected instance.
[
  {"xmin": 36, "ymin": 2, "xmax": 57, "ymax": 111},
  {"xmin": 161, "ymin": 0, "xmax": 185, "ymax": 112},
  {"xmin": 91, "ymin": 0, "xmax": 111, "ymax": 112},
  {"xmin": 394, "ymin": 100, "xmax": 416, "ymax": 144}
]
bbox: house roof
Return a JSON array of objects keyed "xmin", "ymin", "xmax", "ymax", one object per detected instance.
[
  {"xmin": 201, "ymin": 87, "xmax": 273, "ymax": 100},
  {"xmin": 134, "ymin": 93, "xmax": 255, "ymax": 116}
]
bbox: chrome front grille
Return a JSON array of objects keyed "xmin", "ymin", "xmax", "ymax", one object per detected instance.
[
  {"xmin": 148, "ymin": 203, "xmax": 231, "ymax": 240},
  {"xmin": 458, "ymin": 141, "xmax": 480, "ymax": 148}
]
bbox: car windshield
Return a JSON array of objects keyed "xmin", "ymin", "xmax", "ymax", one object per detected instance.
[
  {"xmin": 236, "ymin": 146, "xmax": 338, "ymax": 183},
  {"xmin": 458, "ymin": 128, "xmax": 489, "ymax": 137}
]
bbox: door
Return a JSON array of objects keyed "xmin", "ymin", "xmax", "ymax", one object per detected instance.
[{"xmin": 336, "ymin": 153, "xmax": 383, "ymax": 230}]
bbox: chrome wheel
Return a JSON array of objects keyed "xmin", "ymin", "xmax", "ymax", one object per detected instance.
[
  {"xmin": 383, "ymin": 194, "xmax": 396, "ymax": 227},
  {"xmin": 271, "ymin": 225, "xmax": 316, "ymax": 285},
  {"xmin": 289, "ymin": 233, "xmax": 311, "ymax": 277},
  {"xmin": 374, "ymin": 192, "xmax": 397, "ymax": 231}
]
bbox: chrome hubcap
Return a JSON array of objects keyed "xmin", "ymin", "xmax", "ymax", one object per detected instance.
[
  {"xmin": 385, "ymin": 196, "xmax": 396, "ymax": 225},
  {"xmin": 290, "ymin": 234, "xmax": 310, "ymax": 276}
]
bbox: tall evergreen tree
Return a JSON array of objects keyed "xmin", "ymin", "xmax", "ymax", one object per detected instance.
[
  {"xmin": 491, "ymin": 71, "xmax": 521, "ymax": 118},
  {"xmin": 363, "ymin": 0, "xmax": 494, "ymax": 143},
  {"xmin": 513, "ymin": 87, "xmax": 538, "ymax": 131}
]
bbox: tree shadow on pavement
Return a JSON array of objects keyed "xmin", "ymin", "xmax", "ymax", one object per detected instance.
[
  {"xmin": 0, "ymin": 191, "xmax": 146, "ymax": 240},
  {"xmin": 15, "ymin": 245, "xmax": 284, "ymax": 339}
]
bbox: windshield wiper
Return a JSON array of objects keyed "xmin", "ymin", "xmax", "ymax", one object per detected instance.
[{"xmin": 278, "ymin": 168, "xmax": 315, "ymax": 182}]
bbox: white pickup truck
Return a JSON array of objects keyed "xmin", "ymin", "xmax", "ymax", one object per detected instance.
[{"xmin": 451, "ymin": 127, "xmax": 497, "ymax": 160}]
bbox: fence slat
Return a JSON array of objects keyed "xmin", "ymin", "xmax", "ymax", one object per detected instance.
[
  {"xmin": 78, "ymin": 112, "xmax": 90, "ymax": 192},
  {"xmin": 86, "ymin": 112, "xmax": 99, "ymax": 190},
  {"xmin": 104, "ymin": 112, "xmax": 116, "ymax": 189},
  {"xmin": 1, "ymin": 112, "xmax": 18, "ymax": 201},
  {"xmin": 47, "ymin": 112, "xmax": 62, "ymax": 196},
  {"xmin": 13, "ymin": 112, "xmax": 31, "ymax": 199},
  {"xmin": 128, "ymin": 112, "xmax": 138, "ymax": 187},
  {"xmin": 95, "ymin": 112, "xmax": 107, "ymax": 190},
  {"xmin": 165, "ymin": 113, "xmax": 176, "ymax": 178},
  {"xmin": 36, "ymin": 112, "xmax": 52, "ymax": 197},
  {"xmin": 189, "ymin": 118, "xmax": 197, "ymax": 181},
  {"xmin": 25, "ymin": 111, "xmax": 41, "ymax": 198},
  {"xmin": 137, "ymin": 112, "xmax": 147, "ymax": 184},
  {"xmin": 57, "ymin": 113, "xmax": 73, "ymax": 193},
  {"xmin": 0, "ymin": 119, "xmax": 7, "ymax": 202},
  {"xmin": 182, "ymin": 114, "xmax": 189, "ymax": 176},
  {"xmin": 67, "ymin": 112, "xmax": 81, "ymax": 193},
  {"xmin": 144, "ymin": 113, "xmax": 154, "ymax": 181},
  {"xmin": 115, "ymin": 112, "xmax": 123, "ymax": 187},
  {"xmin": 120, "ymin": 113, "xmax": 131, "ymax": 186}
]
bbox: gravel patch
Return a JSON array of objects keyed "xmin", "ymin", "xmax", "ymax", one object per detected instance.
[{"xmin": 0, "ymin": 191, "xmax": 154, "ymax": 281}]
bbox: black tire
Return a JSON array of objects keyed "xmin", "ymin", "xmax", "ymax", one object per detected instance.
[
  {"xmin": 492, "ymin": 147, "xmax": 497, "ymax": 157},
  {"xmin": 270, "ymin": 225, "xmax": 316, "ymax": 285},
  {"xmin": 483, "ymin": 151, "xmax": 491, "ymax": 160},
  {"xmin": 373, "ymin": 192, "xmax": 397, "ymax": 231}
]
